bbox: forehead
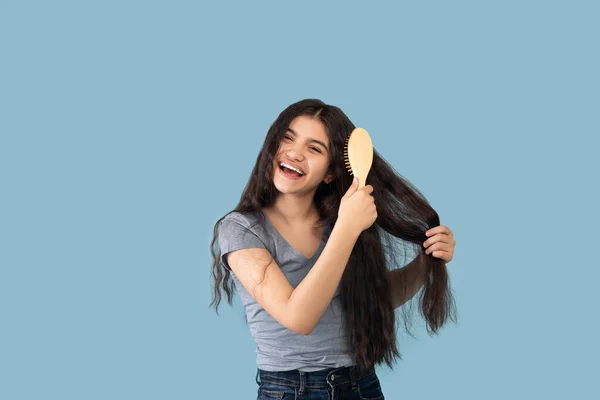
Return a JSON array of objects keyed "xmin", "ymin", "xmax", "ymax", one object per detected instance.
[{"xmin": 288, "ymin": 116, "xmax": 329, "ymax": 145}]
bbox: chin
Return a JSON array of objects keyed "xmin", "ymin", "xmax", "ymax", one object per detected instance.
[
  {"xmin": 273, "ymin": 175, "xmax": 316, "ymax": 195},
  {"xmin": 273, "ymin": 180, "xmax": 301, "ymax": 194}
]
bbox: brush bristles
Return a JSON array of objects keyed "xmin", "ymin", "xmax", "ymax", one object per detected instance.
[{"xmin": 343, "ymin": 135, "xmax": 353, "ymax": 175}]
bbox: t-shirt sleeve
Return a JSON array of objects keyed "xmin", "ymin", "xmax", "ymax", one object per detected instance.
[{"xmin": 218, "ymin": 215, "xmax": 267, "ymax": 271}]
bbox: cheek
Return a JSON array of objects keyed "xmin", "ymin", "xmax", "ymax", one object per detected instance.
[
  {"xmin": 274, "ymin": 146, "xmax": 286, "ymax": 158},
  {"xmin": 311, "ymin": 159, "xmax": 330, "ymax": 177}
]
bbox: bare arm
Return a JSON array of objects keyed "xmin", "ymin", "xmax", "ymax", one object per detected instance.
[
  {"xmin": 226, "ymin": 220, "xmax": 360, "ymax": 335},
  {"xmin": 388, "ymin": 254, "xmax": 427, "ymax": 309}
]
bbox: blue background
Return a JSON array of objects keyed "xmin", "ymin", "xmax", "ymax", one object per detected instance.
[{"xmin": 1, "ymin": 1, "xmax": 598, "ymax": 399}]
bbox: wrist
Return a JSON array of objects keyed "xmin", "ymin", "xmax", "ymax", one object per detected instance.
[{"xmin": 334, "ymin": 217, "xmax": 362, "ymax": 239}]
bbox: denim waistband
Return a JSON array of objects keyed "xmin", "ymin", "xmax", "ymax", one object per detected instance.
[{"xmin": 256, "ymin": 365, "xmax": 375, "ymax": 390}]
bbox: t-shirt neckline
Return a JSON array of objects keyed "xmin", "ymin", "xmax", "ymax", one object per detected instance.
[{"xmin": 259, "ymin": 209, "xmax": 326, "ymax": 261}]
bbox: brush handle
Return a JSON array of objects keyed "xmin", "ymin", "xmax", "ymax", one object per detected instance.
[{"xmin": 358, "ymin": 177, "xmax": 366, "ymax": 189}]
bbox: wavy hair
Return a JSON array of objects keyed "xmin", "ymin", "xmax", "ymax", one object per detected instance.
[{"xmin": 210, "ymin": 98, "xmax": 457, "ymax": 372}]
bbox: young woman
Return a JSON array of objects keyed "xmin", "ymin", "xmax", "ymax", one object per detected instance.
[{"xmin": 210, "ymin": 99, "xmax": 457, "ymax": 399}]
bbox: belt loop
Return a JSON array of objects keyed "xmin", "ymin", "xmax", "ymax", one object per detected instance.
[
  {"xmin": 255, "ymin": 368, "xmax": 261, "ymax": 385},
  {"xmin": 298, "ymin": 371, "xmax": 306, "ymax": 395}
]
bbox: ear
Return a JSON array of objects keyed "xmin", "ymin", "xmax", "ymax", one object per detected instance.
[{"xmin": 324, "ymin": 173, "xmax": 334, "ymax": 184}]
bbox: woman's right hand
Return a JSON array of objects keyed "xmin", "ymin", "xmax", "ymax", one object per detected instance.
[{"xmin": 337, "ymin": 177, "xmax": 377, "ymax": 235}]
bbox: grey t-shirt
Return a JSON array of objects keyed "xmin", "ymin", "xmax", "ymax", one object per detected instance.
[{"xmin": 217, "ymin": 210, "xmax": 355, "ymax": 372}]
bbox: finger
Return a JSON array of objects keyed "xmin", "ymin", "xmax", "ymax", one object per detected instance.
[
  {"xmin": 425, "ymin": 225, "xmax": 452, "ymax": 237},
  {"xmin": 343, "ymin": 177, "xmax": 359, "ymax": 198},
  {"xmin": 423, "ymin": 234, "xmax": 453, "ymax": 248},
  {"xmin": 431, "ymin": 250, "xmax": 453, "ymax": 262},
  {"xmin": 424, "ymin": 241, "xmax": 452, "ymax": 255},
  {"xmin": 359, "ymin": 185, "xmax": 374, "ymax": 195},
  {"xmin": 426, "ymin": 245, "xmax": 452, "ymax": 258}
]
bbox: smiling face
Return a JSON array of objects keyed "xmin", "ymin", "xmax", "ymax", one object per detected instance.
[{"xmin": 272, "ymin": 115, "xmax": 334, "ymax": 195}]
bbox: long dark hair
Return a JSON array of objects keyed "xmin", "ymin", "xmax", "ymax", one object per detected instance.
[{"xmin": 210, "ymin": 98, "xmax": 457, "ymax": 371}]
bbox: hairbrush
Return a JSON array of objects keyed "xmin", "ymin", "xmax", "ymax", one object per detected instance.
[{"xmin": 343, "ymin": 127, "xmax": 374, "ymax": 189}]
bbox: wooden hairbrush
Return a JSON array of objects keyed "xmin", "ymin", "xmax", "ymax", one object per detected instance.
[{"xmin": 343, "ymin": 127, "xmax": 374, "ymax": 189}]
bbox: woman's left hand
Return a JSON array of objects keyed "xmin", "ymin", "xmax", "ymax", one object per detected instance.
[{"xmin": 423, "ymin": 225, "xmax": 455, "ymax": 262}]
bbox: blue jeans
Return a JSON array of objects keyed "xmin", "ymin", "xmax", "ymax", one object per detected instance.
[{"xmin": 256, "ymin": 365, "xmax": 385, "ymax": 399}]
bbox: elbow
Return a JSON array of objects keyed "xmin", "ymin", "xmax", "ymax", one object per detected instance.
[
  {"xmin": 294, "ymin": 328, "xmax": 313, "ymax": 336},
  {"xmin": 287, "ymin": 316, "xmax": 314, "ymax": 336},
  {"xmin": 283, "ymin": 298, "xmax": 316, "ymax": 335},
  {"xmin": 296, "ymin": 326, "xmax": 314, "ymax": 336}
]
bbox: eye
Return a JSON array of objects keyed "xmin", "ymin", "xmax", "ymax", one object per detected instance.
[
  {"xmin": 283, "ymin": 135, "xmax": 293, "ymax": 141},
  {"xmin": 310, "ymin": 146, "xmax": 322, "ymax": 153}
]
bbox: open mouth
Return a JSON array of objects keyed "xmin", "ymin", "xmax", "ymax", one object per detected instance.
[{"xmin": 278, "ymin": 162, "xmax": 304, "ymax": 179}]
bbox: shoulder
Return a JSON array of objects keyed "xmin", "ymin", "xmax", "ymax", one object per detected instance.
[
  {"xmin": 220, "ymin": 210, "xmax": 264, "ymax": 230},
  {"xmin": 218, "ymin": 210, "xmax": 271, "ymax": 244},
  {"xmin": 217, "ymin": 210, "xmax": 271, "ymax": 268}
]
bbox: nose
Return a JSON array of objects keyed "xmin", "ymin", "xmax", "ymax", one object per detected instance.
[{"xmin": 284, "ymin": 142, "xmax": 305, "ymax": 161}]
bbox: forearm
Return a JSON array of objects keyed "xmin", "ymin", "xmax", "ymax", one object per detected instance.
[
  {"xmin": 389, "ymin": 254, "xmax": 426, "ymax": 309},
  {"xmin": 287, "ymin": 221, "xmax": 359, "ymax": 335}
]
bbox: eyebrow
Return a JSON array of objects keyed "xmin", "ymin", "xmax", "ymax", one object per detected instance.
[{"xmin": 286, "ymin": 128, "xmax": 329, "ymax": 152}]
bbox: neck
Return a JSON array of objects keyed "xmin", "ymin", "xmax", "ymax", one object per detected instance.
[{"xmin": 266, "ymin": 192, "xmax": 319, "ymax": 225}]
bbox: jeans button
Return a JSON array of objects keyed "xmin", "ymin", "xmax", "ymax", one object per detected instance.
[{"xmin": 331, "ymin": 374, "xmax": 336, "ymax": 381}]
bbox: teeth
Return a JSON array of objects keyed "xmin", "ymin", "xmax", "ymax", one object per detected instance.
[{"xmin": 280, "ymin": 162, "xmax": 304, "ymax": 175}]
